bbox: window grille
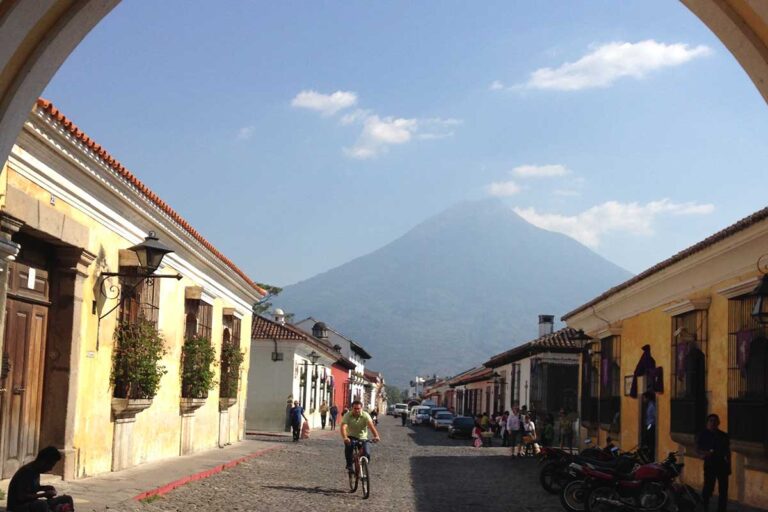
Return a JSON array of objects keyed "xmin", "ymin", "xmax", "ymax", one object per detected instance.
[
  {"xmin": 600, "ymin": 336, "xmax": 621, "ymax": 430},
  {"xmin": 581, "ymin": 343, "xmax": 600, "ymax": 424},
  {"xmin": 184, "ymin": 299, "xmax": 212, "ymax": 340},
  {"xmin": 727, "ymin": 296, "xmax": 768, "ymax": 445},
  {"xmin": 670, "ymin": 309, "xmax": 708, "ymax": 434},
  {"xmin": 118, "ymin": 267, "xmax": 160, "ymax": 325},
  {"xmin": 509, "ymin": 363, "xmax": 521, "ymax": 407}
]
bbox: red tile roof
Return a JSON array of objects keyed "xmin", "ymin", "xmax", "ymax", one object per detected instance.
[
  {"xmin": 251, "ymin": 315, "xmax": 348, "ymax": 362},
  {"xmin": 562, "ymin": 205, "xmax": 768, "ymax": 321},
  {"xmin": 449, "ymin": 367, "xmax": 493, "ymax": 387},
  {"xmin": 484, "ymin": 327, "xmax": 581, "ymax": 368},
  {"xmin": 34, "ymin": 98, "xmax": 266, "ymax": 297}
]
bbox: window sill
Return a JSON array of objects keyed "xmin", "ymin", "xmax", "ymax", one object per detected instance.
[{"xmin": 731, "ymin": 439, "xmax": 768, "ymax": 471}]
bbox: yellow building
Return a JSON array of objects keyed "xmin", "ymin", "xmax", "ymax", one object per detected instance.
[
  {"xmin": 563, "ymin": 206, "xmax": 768, "ymax": 509},
  {"xmin": 0, "ymin": 99, "xmax": 265, "ymax": 480}
]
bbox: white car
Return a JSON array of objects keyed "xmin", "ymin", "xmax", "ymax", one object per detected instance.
[
  {"xmin": 393, "ymin": 403, "xmax": 408, "ymax": 417},
  {"xmin": 410, "ymin": 406, "xmax": 432, "ymax": 425},
  {"xmin": 428, "ymin": 407, "xmax": 449, "ymax": 427},
  {"xmin": 433, "ymin": 412, "xmax": 455, "ymax": 430}
]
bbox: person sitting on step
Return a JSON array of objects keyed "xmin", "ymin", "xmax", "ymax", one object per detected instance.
[{"xmin": 7, "ymin": 446, "xmax": 75, "ymax": 511}]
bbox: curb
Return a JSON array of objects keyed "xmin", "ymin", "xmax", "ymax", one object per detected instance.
[{"xmin": 132, "ymin": 446, "xmax": 282, "ymax": 501}]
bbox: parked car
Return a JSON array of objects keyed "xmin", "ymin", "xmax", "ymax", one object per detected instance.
[
  {"xmin": 447, "ymin": 416, "xmax": 475, "ymax": 439},
  {"xmin": 428, "ymin": 407, "xmax": 448, "ymax": 426},
  {"xmin": 433, "ymin": 412, "xmax": 454, "ymax": 430},
  {"xmin": 393, "ymin": 403, "xmax": 408, "ymax": 417},
  {"xmin": 386, "ymin": 405, "xmax": 395, "ymax": 416},
  {"xmin": 410, "ymin": 405, "xmax": 432, "ymax": 425}
]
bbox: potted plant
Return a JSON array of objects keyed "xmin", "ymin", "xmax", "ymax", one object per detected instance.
[
  {"xmin": 111, "ymin": 318, "xmax": 167, "ymax": 418},
  {"xmin": 180, "ymin": 334, "xmax": 216, "ymax": 414},
  {"xmin": 219, "ymin": 339, "xmax": 244, "ymax": 410}
]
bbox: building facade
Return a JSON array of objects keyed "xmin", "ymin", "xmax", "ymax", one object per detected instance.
[
  {"xmin": 564, "ymin": 206, "xmax": 768, "ymax": 509},
  {"xmin": 484, "ymin": 316, "xmax": 581, "ymax": 416},
  {"xmin": 247, "ymin": 315, "xmax": 350, "ymax": 432},
  {"xmin": 0, "ymin": 99, "xmax": 262, "ymax": 480}
]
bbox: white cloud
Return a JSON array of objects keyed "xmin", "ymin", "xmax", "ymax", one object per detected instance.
[
  {"xmin": 487, "ymin": 180, "xmax": 522, "ymax": 197},
  {"xmin": 291, "ymin": 90, "xmax": 358, "ymax": 115},
  {"xmin": 489, "ymin": 80, "xmax": 504, "ymax": 91},
  {"xmin": 514, "ymin": 199, "xmax": 714, "ymax": 247},
  {"xmin": 513, "ymin": 164, "xmax": 570, "ymax": 178},
  {"xmin": 236, "ymin": 126, "xmax": 255, "ymax": 141},
  {"xmin": 340, "ymin": 109, "xmax": 372, "ymax": 126},
  {"xmin": 344, "ymin": 116, "xmax": 459, "ymax": 159},
  {"xmin": 519, "ymin": 40, "xmax": 712, "ymax": 91}
]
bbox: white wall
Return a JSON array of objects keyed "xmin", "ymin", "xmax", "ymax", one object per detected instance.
[{"xmin": 245, "ymin": 341, "xmax": 296, "ymax": 432}]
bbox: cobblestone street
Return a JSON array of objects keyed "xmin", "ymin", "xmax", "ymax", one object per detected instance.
[{"xmin": 105, "ymin": 416, "xmax": 563, "ymax": 512}]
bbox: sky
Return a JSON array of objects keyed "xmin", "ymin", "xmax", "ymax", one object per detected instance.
[{"xmin": 42, "ymin": 1, "xmax": 768, "ymax": 286}]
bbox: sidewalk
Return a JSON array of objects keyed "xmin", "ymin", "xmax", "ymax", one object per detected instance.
[{"xmin": 0, "ymin": 437, "xmax": 282, "ymax": 512}]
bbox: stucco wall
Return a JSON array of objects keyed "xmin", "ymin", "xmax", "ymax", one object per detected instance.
[{"xmin": 5, "ymin": 150, "xmax": 254, "ymax": 477}]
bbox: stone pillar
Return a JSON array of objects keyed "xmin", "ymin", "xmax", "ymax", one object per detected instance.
[
  {"xmin": 46, "ymin": 247, "xmax": 95, "ymax": 480},
  {"xmin": 179, "ymin": 398, "xmax": 206, "ymax": 455},
  {"xmin": 111, "ymin": 398, "xmax": 152, "ymax": 471}
]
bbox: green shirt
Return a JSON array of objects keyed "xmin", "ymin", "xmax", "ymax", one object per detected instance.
[{"xmin": 342, "ymin": 411, "xmax": 373, "ymax": 440}]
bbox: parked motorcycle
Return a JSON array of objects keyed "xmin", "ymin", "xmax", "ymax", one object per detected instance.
[
  {"xmin": 559, "ymin": 453, "xmax": 642, "ymax": 512},
  {"xmin": 583, "ymin": 452, "xmax": 700, "ymax": 512}
]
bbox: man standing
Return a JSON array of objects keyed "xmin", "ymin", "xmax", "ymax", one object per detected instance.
[
  {"xmin": 290, "ymin": 401, "xmax": 308, "ymax": 442},
  {"xmin": 329, "ymin": 403, "xmax": 339, "ymax": 431},
  {"xmin": 696, "ymin": 414, "xmax": 731, "ymax": 512},
  {"xmin": 341, "ymin": 400, "xmax": 381, "ymax": 472}
]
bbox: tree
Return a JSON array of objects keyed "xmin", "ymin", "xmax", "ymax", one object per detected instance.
[{"xmin": 253, "ymin": 283, "xmax": 283, "ymax": 316}]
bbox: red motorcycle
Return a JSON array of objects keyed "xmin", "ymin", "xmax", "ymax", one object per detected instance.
[{"xmin": 583, "ymin": 452, "xmax": 700, "ymax": 512}]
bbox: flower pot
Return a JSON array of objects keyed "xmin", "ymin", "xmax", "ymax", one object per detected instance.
[
  {"xmin": 111, "ymin": 397, "xmax": 153, "ymax": 420},
  {"xmin": 219, "ymin": 397, "xmax": 237, "ymax": 411},
  {"xmin": 180, "ymin": 397, "xmax": 207, "ymax": 415}
]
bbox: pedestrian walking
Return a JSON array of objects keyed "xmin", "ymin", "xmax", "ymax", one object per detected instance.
[
  {"xmin": 400, "ymin": 409, "xmax": 407, "ymax": 426},
  {"xmin": 507, "ymin": 405, "xmax": 523, "ymax": 456},
  {"xmin": 329, "ymin": 404, "xmax": 339, "ymax": 431},
  {"xmin": 501, "ymin": 411, "xmax": 509, "ymax": 446},
  {"xmin": 290, "ymin": 400, "xmax": 308, "ymax": 442},
  {"xmin": 319, "ymin": 400, "xmax": 329, "ymax": 430},
  {"xmin": 696, "ymin": 414, "xmax": 731, "ymax": 512},
  {"xmin": 642, "ymin": 391, "xmax": 657, "ymax": 459}
]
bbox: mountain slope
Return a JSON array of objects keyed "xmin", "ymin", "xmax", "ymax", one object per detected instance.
[{"xmin": 276, "ymin": 199, "xmax": 632, "ymax": 386}]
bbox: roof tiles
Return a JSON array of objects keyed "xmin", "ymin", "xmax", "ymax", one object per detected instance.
[{"xmin": 34, "ymin": 99, "xmax": 266, "ymax": 296}]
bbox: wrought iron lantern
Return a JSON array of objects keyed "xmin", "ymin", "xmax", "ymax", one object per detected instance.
[
  {"xmin": 751, "ymin": 273, "xmax": 768, "ymax": 325},
  {"xmin": 572, "ymin": 329, "xmax": 593, "ymax": 350},
  {"xmin": 129, "ymin": 231, "xmax": 174, "ymax": 275},
  {"xmin": 307, "ymin": 350, "xmax": 321, "ymax": 365}
]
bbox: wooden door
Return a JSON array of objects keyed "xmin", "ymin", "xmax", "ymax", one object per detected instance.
[{"xmin": 1, "ymin": 262, "xmax": 50, "ymax": 478}]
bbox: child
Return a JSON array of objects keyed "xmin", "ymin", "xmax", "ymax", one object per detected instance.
[{"xmin": 472, "ymin": 421, "xmax": 483, "ymax": 448}]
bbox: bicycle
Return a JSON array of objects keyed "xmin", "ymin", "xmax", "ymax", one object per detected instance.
[{"xmin": 347, "ymin": 438, "xmax": 373, "ymax": 499}]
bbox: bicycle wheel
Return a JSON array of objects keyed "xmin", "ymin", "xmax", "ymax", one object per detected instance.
[
  {"xmin": 360, "ymin": 457, "xmax": 370, "ymax": 499},
  {"xmin": 348, "ymin": 461, "xmax": 358, "ymax": 492}
]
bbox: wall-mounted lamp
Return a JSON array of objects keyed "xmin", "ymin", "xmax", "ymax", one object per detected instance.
[
  {"xmin": 751, "ymin": 256, "xmax": 768, "ymax": 325},
  {"xmin": 95, "ymin": 232, "xmax": 182, "ymax": 346},
  {"xmin": 572, "ymin": 329, "xmax": 593, "ymax": 350},
  {"xmin": 307, "ymin": 350, "xmax": 321, "ymax": 365}
]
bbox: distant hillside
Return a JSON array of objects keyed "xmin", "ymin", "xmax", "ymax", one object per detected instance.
[{"xmin": 276, "ymin": 199, "xmax": 632, "ymax": 386}]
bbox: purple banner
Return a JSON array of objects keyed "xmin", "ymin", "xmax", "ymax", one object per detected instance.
[
  {"xmin": 737, "ymin": 329, "xmax": 754, "ymax": 377},
  {"xmin": 601, "ymin": 357, "xmax": 610, "ymax": 387}
]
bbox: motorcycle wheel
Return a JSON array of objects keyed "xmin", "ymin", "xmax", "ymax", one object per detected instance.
[
  {"xmin": 585, "ymin": 485, "xmax": 621, "ymax": 512},
  {"xmin": 540, "ymin": 462, "xmax": 566, "ymax": 494},
  {"xmin": 560, "ymin": 480, "xmax": 587, "ymax": 512}
]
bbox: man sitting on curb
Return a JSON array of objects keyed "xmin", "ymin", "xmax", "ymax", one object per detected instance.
[{"xmin": 7, "ymin": 446, "xmax": 75, "ymax": 511}]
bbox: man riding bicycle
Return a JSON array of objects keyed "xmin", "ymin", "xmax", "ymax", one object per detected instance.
[{"xmin": 341, "ymin": 400, "xmax": 381, "ymax": 472}]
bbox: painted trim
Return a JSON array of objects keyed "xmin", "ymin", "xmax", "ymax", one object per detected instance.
[
  {"xmin": 716, "ymin": 277, "xmax": 760, "ymax": 299},
  {"xmin": 662, "ymin": 298, "xmax": 711, "ymax": 316}
]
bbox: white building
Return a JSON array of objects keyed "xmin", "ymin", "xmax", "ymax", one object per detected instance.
[
  {"xmin": 483, "ymin": 315, "xmax": 583, "ymax": 415},
  {"xmin": 246, "ymin": 312, "xmax": 342, "ymax": 432},
  {"xmin": 294, "ymin": 317, "xmax": 372, "ymax": 407}
]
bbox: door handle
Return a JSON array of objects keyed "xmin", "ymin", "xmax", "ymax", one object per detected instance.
[{"xmin": 12, "ymin": 386, "xmax": 25, "ymax": 395}]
